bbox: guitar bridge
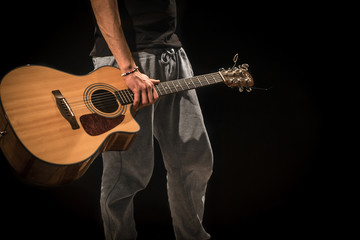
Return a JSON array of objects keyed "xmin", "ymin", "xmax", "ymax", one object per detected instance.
[{"xmin": 52, "ymin": 90, "xmax": 80, "ymax": 130}]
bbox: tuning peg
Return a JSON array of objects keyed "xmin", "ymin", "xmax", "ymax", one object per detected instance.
[
  {"xmin": 238, "ymin": 87, "xmax": 244, "ymax": 92},
  {"xmin": 240, "ymin": 63, "xmax": 249, "ymax": 70},
  {"xmin": 246, "ymin": 87, "xmax": 252, "ymax": 92},
  {"xmin": 219, "ymin": 68, "xmax": 225, "ymax": 71}
]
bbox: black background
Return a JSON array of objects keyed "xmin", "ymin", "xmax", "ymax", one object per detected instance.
[{"xmin": 0, "ymin": 1, "xmax": 343, "ymax": 239}]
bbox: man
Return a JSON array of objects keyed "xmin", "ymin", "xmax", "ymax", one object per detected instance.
[{"xmin": 89, "ymin": 0, "xmax": 213, "ymax": 239}]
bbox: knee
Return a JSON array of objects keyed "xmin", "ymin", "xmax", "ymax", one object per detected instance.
[{"xmin": 188, "ymin": 137, "xmax": 213, "ymax": 172}]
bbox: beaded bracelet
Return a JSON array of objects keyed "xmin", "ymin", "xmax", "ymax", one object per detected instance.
[{"xmin": 121, "ymin": 66, "xmax": 139, "ymax": 77}]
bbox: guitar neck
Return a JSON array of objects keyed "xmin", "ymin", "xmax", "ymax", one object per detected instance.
[
  {"xmin": 155, "ymin": 72, "xmax": 224, "ymax": 96},
  {"xmin": 116, "ymin": 72, "xmax": 224, "ymax": 105}
]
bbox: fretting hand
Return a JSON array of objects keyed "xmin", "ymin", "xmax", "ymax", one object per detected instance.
[{"xmin": 123, "ymin": 70, "xmax": 159, "ymax": 111}]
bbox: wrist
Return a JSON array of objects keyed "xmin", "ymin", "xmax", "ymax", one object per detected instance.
[
  {"xmin": 121, "ymin": 66, "xmax": 139, "ymax": 77},
  {"xmin": 112, "ymin": 52, "xmax": 137, "ymax": 75}
]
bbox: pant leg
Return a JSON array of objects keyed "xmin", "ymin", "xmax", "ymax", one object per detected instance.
[
  {"xmin": 93, "ymin": 48, "xmax": 213, "ymax": 240},
  {"xmin": 93, "ymin": 56, "xmax": 155, "ymax": 240},
  {"xmin": 153, "ymin": 48, "xmax": 213, "ymax": 240}
]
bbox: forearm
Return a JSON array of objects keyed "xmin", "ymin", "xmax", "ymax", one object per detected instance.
[
  {"xmin": 90, "ymin": 0, "xmax": 135, "ymax": 73},
  {"xmin": 90, "ymin": 0, "xmax": 159, "ymax": 109}
]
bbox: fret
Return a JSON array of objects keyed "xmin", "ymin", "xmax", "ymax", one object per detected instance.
[
  {"xmin": 204, "ymin": 75, "xmax": 210, "ymax": 85},
  {"xmin": 199, "ymin": 76, "xmax": 207, "ymax": 86},
  {"xmin": 118, "ymin": 91, "xmax": 124, "ymax": 103},
  {"xmin": 115, "ymin": 72, "xmax": 225, "ymax": 104},
  {"xmin": 184, "ymin": 79, "xmax": 191, "ymax": 89},
  {"xmin": 165, "ymin": 82, "xmax": 171, "ymax": 93},
  {"xmin": 116, "ymin": 90, "xmax": 130, "ymax": 105},
  {"xmin": 190, "ymin": 78, "xmax": 196, "ymax": 88},
  {"xmin": 177, "ymin": 80, "xmax": 185, "ymax": 91},
  {"xmin": 214, "ymin": 73, "xmax": 221, "ymax": 82},
  {"xmin": 215, "ymin": 72, "xmax": 225, "ymax": 83},
  {"xmin": 171, "ymin": 81, "xmax": 178, "ymax": 92},
  {"xmin": 155, "ymin": 85, "xmax": 162, "ymax": 96},
  {"xmin": 115, "ymin": 91, "xmax": 125, "ymax": 104},
  {"xmin": 161, "ymin": 83, "xmax": 168, "ymax": 94},
  {"xmin": 210, "ymin": 73, "xmax": 217, "ymax": 84},
  {"xmin": 140, "ymin": 72, "xmax": 225, "ymax": 98},
  {"xmin": 123, "ymin": 90, "xmax": 131, "ymax": 103},
  {"xmin": 126, "ymin": 89, "xmax": 134, "ymax": 102},
  {"xmin": 204, "ymin": 75, "xmax": 211, "ymax": 85},
  {"xmin": 183, "ymin": 78, "xmax": 190, "ymax": 90},
  {"xmin": 121, "ymin": 90, "xmax": 128, "ymax": 103},
  {"xmin": 196, "ymin": 76, "xmax": 203, "ymax": 87}
]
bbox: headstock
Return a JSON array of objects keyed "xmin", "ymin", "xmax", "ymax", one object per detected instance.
[{"xmin": 219, "ymin": 54, "xmax": 254, "ymax": 92}]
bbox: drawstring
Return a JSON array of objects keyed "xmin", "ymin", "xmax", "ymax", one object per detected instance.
[{"xmin": 160, "ymin": 48, "xmax": 176, "ymax": 64}]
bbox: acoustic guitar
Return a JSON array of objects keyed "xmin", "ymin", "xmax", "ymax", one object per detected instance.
[{"xmin": 0, "ymin": 62, "xmax": 253, "ymax": 185}]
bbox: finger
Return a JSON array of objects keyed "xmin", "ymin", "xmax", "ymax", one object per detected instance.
[
  {"xmin": 141, "ymin": 88, "xmax": 149, "ymax": 106},
  {"xmin": 148, "ymin": 79, "xmax": 159, "ymax": 100},
  {"xmin": 146, "ymin": 83, "xmax": 154, "ymax": 103},
  {"xmin": 150, "ymin": 79, "xmax": 160, "ymax": 84},
  {"xmin": 153, "ymin": 85, "xmax": 159, "ymax": 100},
  {"xmin": 133, "ymin": 90, "xmax": 140, "ymax": 109}
]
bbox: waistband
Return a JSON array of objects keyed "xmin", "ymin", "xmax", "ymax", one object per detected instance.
[{"xmin": 132, "ymin": 47, "xmax": 182, "ymax": 59}]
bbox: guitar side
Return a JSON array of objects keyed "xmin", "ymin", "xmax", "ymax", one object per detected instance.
[{"xmin": 0, "ymin": 66, "xmax": 140, "ymax": 185}]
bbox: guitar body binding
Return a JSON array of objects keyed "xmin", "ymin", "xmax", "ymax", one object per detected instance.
[
  {"xmin": 0, "ymin": 62, "xmax": 254, "ymax": 186},
  {"xmin": 0, "ymin": 65, "xmax": 139, "ymax": 185}
]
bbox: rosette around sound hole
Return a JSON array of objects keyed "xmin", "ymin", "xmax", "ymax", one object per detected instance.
[{"xmin": 83, "ymin": 83, "xmax": 126, "ymax": 118}]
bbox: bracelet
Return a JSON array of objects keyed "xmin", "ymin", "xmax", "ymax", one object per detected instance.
[{"xmin": 121, "ymin": 66, "xmax": 139, "ymax": 77}]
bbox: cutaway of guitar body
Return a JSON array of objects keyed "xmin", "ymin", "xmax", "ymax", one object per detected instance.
[{"xmin": 0, "ymin": 66, "xmax": 140, "ymax": 185}]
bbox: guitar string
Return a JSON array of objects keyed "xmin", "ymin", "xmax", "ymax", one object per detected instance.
[
  {"xmin": 69, "ymin": 76, "xmax": 222, "ymax": 109},
  {"xmin": 67, "ymin": 73, "xmax": 223, "ymax": 110},
  {"xmin": 66, "ymin": 73, "xmax": 222, "ymax": 103},
  {"xmin": 67, "ymin": 73, "xmax": 222, "ymax": 103},
  {"xmin": 69, "ymin": 83, "xmax": 223, "ymax": 110}
]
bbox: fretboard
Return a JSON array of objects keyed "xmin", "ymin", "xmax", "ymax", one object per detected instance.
[{"xmin": 116, "ymin": 72, "xmax": 224, "ymax": 105}]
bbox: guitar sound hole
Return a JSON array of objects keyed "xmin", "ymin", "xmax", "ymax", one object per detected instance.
[{"xmin": 91, "ymin": 90, "xmax": 118, "ymax": 113}]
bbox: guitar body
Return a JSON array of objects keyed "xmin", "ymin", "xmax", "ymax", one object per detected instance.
[
  {"xmin": 0, "ymin": 66, "xmax": 140, "ymax": 185},
  {"xmin": 0, "ymin": 58, "xmax": 254, "ymax": 186}
]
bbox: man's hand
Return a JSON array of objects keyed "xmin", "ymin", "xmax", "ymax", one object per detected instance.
[{"xmin": 123, "ymin": 71, "xmax": 159, "ymax": 111}]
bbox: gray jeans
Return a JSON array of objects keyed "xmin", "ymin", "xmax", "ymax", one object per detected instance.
[{"xmin": 93, "ymin": 48, "xmax": 213, "ymax": 240}]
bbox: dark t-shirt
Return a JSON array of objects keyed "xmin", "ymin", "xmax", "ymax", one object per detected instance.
[{"xmin": 90, "ymin": 0, "xmax": 182, "ymax": 57}]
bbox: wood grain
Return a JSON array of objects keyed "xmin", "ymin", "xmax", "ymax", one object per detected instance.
[{"xmin": 0, "ymin": 66, "xmax": 139, "ymax": 185}]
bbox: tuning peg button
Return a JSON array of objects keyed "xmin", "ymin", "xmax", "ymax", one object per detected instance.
[{"xmin": 240, "ymin": 63, "xmax": 249, "ymax": 70}]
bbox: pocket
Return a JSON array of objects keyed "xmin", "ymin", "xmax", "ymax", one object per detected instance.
[
  {"xmin": 92, "ymin": 56, "xmax": 118, "ymax": 70},
  {"xmin": 177, "ymin": 48, "xmax": 194, "ymax": 78}
]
